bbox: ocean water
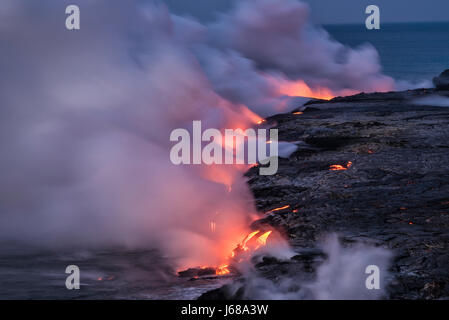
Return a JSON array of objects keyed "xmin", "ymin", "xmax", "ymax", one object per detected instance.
[
  {"xmin": 0, "ymin": 246, "xmax": 229, "ymax": 300},
  {"xmin": 324, "ymin": 22, "xmax": 449, "ymax": 84}
]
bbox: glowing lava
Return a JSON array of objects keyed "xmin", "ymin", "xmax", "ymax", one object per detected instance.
[
  {"xmin": 209, "ymin": 229, "xmax": 274, "ymax": 276},
  {"xmin": 278, "ymin": 79, "xmax": 336, "ymax": 100},
  {"xmin": 240, "ymin": 230, "xmax": 261, "ymax": 251},
  {"xmin": 330, "ymin": 161, "xmax": 353, "ymax": 171},
  {"xmin": 256, "ymin": 231, "xmax": 272, "ymax": 246},
  {"xmin": 176, "ymin": 102, "xmax": 275, "ymax": 278},
  {"xmin": 266, "ymin": 205, "xmax": 290, "ymax": 214},
  {"xmin": 216, "ymin": 264, "xmax": 230, "ymax": 275},
  {"xmin": 263, "ymin": 73, "xmax": 364, "ymax": 101}
]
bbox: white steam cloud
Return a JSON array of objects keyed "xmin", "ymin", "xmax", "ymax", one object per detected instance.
[
  {"xmin": 1, "ymin": 0, "xmax": 395, "ymax": 269},
  {"xmin": 413, "ymin": 95, "xmax": 449, "ymax": 107},
  {"xmin": 231, "ymin": 235, "xmax": 392, "ymax": 300}
]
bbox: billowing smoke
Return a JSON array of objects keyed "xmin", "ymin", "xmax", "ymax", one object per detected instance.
[
  {"xmin": 227, "ymin": 235, "xmax": 392, "ymax": 300},
  {"xmin": 0, "ymin": 0, "xmax": 257, "ymax": 267},
  {"xmin": 1, "ymin": 0, "xmax": 394, "ymax": 268},
  {"xmin": 204, "ymin": 0, "xmax": 395, "ymax": 108}
]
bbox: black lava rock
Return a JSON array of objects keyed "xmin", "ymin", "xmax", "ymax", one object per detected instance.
[{"xmin": 433, "ymin": 69, "xmax": 449, "ymax": 90}]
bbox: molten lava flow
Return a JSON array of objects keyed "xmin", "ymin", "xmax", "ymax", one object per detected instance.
[
  {"xmin": 293, "ymin": 111, "xmax": 303, "ymax": 115},
  {"xmin": 207, "ymin": 229, "xmax": 274, "ymax": 276},
  {"xmin": 216, "ymin": 264, "xmax": 230, "ymax": 275},
  {"xmin": 266, "ymin": 205, "xmax": 290, "ymax": 214},
  {"xmin": 230, "ymin": 229, "xmax": 274, "ymax": 259},
  {"xmin": 330, "ymin": 165, "xmax": 346, "ymax": 171},
  {"xmin": 176, "ymin": 101, "xmax": 275, "ymax": 278},
  {"xmin": 256, "ymin": 231, "xmax": 272, "ymax": 247},
  {"xmin": 240, "ymin": 230, "xmax": 260, "ymax": 251},
  {"xmin": 329, "ymin": 161, "xmax": 352, "ymax": 171}
]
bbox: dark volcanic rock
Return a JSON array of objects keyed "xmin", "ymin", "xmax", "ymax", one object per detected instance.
[
  {"xmin": 178, "ymin": 267, "xmax": 216, "ymax": 278},
  {"xmin": 433, "ymin": 69, "xmax": 449, "ymax": 90},
  {"xmin": 200, "ymin": 86, "xmax": 449, "ymax": 300}
]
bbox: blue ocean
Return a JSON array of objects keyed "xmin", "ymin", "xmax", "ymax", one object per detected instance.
[{"xmin": 325, "ymin": 22, "xmax": 449, "ymax": 84}]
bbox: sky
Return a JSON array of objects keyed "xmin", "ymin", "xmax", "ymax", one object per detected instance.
[{"xmin": 161, "ymin": 0, "xmax": 449, "ymax": 24}]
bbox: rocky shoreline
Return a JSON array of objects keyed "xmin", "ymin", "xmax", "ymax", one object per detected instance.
[{"xmin": 200, "ymin": 81, "xmax": 449, "ymax": 300}]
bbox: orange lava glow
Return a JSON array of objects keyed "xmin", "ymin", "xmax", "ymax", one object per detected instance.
[
  {"xmin": 97, "ymin": 276, "xmax": 114, "ymax": 281},
  {"xmin": 241, "ymin": 230, "xmax": 261, "ymax": 251},
  {"xmin": 264, "ymin": 73, "xmax": 363, "ymax": 101},
  {"xmin": 180, "ymin": 101, "xmax": 274, "ymax": 278},
  {"xmin": 240, "ymin": 106, "xmax": 264, "ymax": 125},
  {"xmin": 278, "ymin": 79, "xmax": 336, "ymax": 100},
  {"xmin": 216, "ymin": 264, "xmax": 230, "ymax": 275},
  {"xmin": 256, "ymin": 231, "xmax": 272, "ymax": 246},
  {"xmin": 293, "ymin": 111, "xmax": 303, "ymax": 115},
  {"xmin": 330, "ymin": 165, "xmax": 346, "ymax": 171},
  {"xmin": 266, "ymin": 205, "xmax": 290, "ymax": 214},
  {"xmin": 209, "ymin": 229, "xmax": 274, "ymax": 276},
  {"xmin": 200, "ymin": 164, "xmax": 243, "ymax": 191},
  {"xmin": 233, "ymin": 229, "xmax": 274, "ymax": 255},
  {"xmin": 330, "ymin": 161, "xmax": 352, "ymax": 171}
]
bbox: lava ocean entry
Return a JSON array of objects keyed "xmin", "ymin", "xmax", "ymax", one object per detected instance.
[{"xmin": 0, "ymin": 0, "xmax": 396, "ymax": 291}]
